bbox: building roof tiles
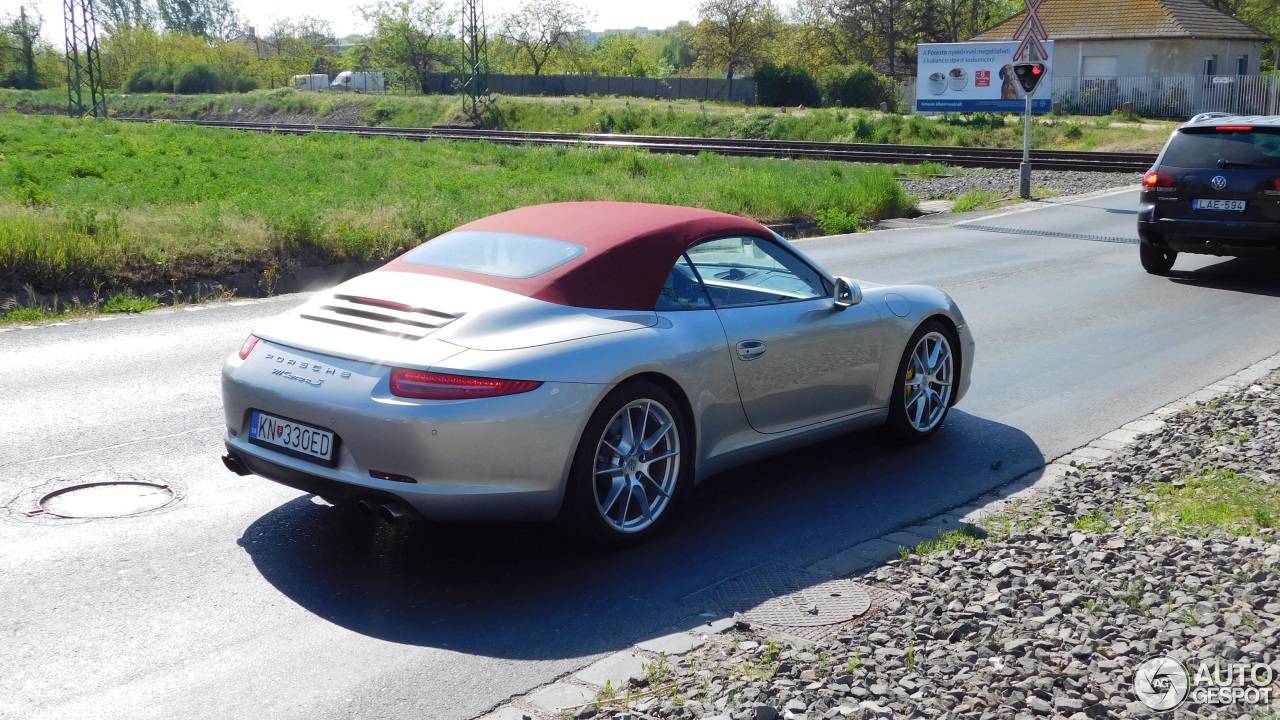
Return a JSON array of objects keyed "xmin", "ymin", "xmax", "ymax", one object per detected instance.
[{"xmin": 973, "ymin": 0, "xmax": 1270, "ymax": 41}]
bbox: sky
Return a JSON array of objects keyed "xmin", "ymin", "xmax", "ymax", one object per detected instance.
[{"xmin": 25, "ymin": 0, "xmax": 700, "ymax": 43}]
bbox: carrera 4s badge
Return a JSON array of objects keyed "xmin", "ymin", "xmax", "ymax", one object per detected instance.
[{"xmin": 271, "ymin": 369, "xmax": 327, "ymax": 386}]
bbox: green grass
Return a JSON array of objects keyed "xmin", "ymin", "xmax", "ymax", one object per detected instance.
[
  {"xmin": 1071, "ymin": 511, "xmax": 1111, "ymax": 533},
  {"xmin": 102, "ymin": 291, "xmax": 161, "ymax": 314},
  {"xmin": 909, "ymin": 524, "xmax": 988, "ymax": 556},
  {"xmin": 1150, "ymin": 467, "xmax": 1280, "ymax": 537},
  {"xmin": 1, "ymin": 87, "xmax": 1176, "ymax": 152},
  {"xmin": 951, "ymin": 189, "xmax": 1005, "ymax": 213},
  {"xmin": 0, "ymin": 112, "xmax": 915, "ymax": 294}
]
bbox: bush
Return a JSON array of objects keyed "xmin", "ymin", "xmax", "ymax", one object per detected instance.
[
  {"xmin": 231, "ymin": 75, "xmax": 259, "ymax": 93},
  {"xmin": 172, "ymin": 63, "xmax": 224, "ymax": 94},
  {"xmin": 822, "ymin": 64, "xmax": 897, "ymax": 111},
  {"xmin": 125, "ymin": 64, "xmax": 173, "ymax": 93},
  {"xmin": 125, "ymin": 63, "xmax": 256, "ymax": 95},
  {"xmin": 754, "ymin": 63, "xmax": 822, "ymax": 108}
]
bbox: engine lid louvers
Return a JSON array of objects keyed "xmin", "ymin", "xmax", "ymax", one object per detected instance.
[{"xmin": 299, "ymin": 295, "xmax": 463, "ymax": 340}]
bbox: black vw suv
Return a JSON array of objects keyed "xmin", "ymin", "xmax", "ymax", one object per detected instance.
[{"xmin": 1137, "ymin": 115, "xmax": 1280, "ymax": 274}]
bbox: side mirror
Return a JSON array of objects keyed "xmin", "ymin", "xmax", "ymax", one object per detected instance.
[{"xmin": 834, "ymin": 277, "xmax": 862, "ymax": 309}]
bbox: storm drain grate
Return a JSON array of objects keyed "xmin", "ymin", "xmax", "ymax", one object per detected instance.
[
  {"xmin": 683, "ymin": 561, "xmax": 903, "ymax": 642},
  {"xmin": 32, "ymin": 481, "xmax": 175, "ymax": 519},
  {"xmin": 955, "ymin": 223, "xmax": 1139, "ymax": 245}
]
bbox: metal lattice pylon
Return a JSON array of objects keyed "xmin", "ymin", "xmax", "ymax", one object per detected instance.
[
  {"xmin": 460, "ymin": 0, "xmax": 490, "ymax": 120},
  {"xmin": 63, "ymin": 0, "xmax": 107, "ymax": 118}
]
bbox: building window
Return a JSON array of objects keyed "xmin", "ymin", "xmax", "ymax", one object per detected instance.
[
  {"xmin": 1205, "ymin": 55, "xmax": 1217, "ymax": 76},
  {"xmin": 1236, "ymin": 55, "xmax": 1248, "ymax": 75}
]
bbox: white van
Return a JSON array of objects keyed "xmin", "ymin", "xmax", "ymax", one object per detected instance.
[
  {"xmin": 290, "ymin": 74, "xmax": 329, "ymax": 91},
  {"xmin": 330, "ymin": 72, "xmax": 386, "ymax": 93}
]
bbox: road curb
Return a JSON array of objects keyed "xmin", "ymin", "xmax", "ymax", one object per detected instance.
[{"xmin": 471, "ymin": 346, "xmax": 1280, "ymax": 720}]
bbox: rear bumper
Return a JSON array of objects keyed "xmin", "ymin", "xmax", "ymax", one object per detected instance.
[
  {"xmin": 1138, "ymin": 208, "xmax": 1280, "ymax": 255},
  {"xmin": 221, "ymin": 343, "xmax": 605, "ymax": 522}
]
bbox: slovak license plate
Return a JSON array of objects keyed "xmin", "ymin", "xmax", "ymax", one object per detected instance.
[
  {"xmin": 1193, "ymin": 198, "xmax": 1246, "ymax": 211},
  {"xmin": 248, "ymin": 410, "xmax": 337, "ymax": 466}
]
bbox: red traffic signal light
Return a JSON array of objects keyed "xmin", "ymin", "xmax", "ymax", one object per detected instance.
[{"xmin": 1013, "ymin": 62, "xmax": 1047, "ymax": 94}]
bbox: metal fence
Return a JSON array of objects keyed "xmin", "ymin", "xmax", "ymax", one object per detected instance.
[
  {"xmin": 422, "ymin": 72, "xmax": 759, "ymax": 103},
  {"xmin": 900, "ymin": 75, "xmax": 1280, "ymax": 117}
]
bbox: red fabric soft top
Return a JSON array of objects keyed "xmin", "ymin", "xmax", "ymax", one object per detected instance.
[{"xmin": 379, "ymin": 202, "xmax": 774, "ymax": 311}]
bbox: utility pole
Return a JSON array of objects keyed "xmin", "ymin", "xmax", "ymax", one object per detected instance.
[
  {"xmin": 460, "ymin": 0, "xmax": 490, "ymax": 122},
  {"xmin": 63, "ymin": 0, "xmax": 107, "ymax": 118}
]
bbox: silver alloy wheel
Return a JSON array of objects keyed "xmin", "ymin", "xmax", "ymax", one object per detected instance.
[
  {"xmin": 902, "ymin": 331, "xmax": 954, "ymax": 434},
  {"xmin": 592, "ymin": 399, "xmax": 681, "ymax": 534}
]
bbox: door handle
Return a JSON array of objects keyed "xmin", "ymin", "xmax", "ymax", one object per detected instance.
[{"xmin": 735, "ymin": 339, "xmax": 766, "ymax": 361}]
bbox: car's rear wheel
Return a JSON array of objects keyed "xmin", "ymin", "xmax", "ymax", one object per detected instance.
[
  {"xmin": 886, "ymin": 320, "xmax": 955, "ymax": 440},
  {"xmin": 1140, "ymin": 242, "xmax": 1177, "ymax": 275},
  {"xmin": 568, "ymin": 382, "xmax": 688, "ymax": 547}
]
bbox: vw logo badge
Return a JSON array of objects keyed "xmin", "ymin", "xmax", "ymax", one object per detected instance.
[{"xmin": 1211, "ymin": 175, "xmax": 1228, "ymax": 189}]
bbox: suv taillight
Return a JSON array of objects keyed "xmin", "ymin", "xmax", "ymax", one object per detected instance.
[
  {"xmin": 389, "ymin": 369, "xmax": 543, "ymax": 400},
  {"xmin": 1267, "ymin": 177, "xmax": 1280, "ymax": 196},
  {"xmin": 1143, "ymin": 171, "xmax": 1176, "ymax": 191}
]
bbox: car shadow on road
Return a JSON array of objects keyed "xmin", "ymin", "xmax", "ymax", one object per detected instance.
[
  {"xmin": 237, "ymin": 409, "xmax": 1042, "ymax": 661},
  {"xmin": 1168, "ymin": 255, "xmax": 1280, "ymax": 297}
]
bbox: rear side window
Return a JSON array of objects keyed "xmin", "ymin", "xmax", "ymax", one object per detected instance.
[{"xmin": 1161, "ymin": 128, "xmax": 1280, "ymax": 169}]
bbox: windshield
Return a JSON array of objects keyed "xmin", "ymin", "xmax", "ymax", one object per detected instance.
[
  {"xmin": 1162, "ymin": 128, "xmax": 1280, "ymax": 169},
  {"xmin": 400, "ymin": 231, "xmax": 586, "ymax": 278}
]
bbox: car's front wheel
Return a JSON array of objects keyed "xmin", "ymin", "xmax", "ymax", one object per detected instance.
[
  {"xmin": 568, "ymin": 382, "xmax": 689, "ymax": 547},
  {"xmin": 1140, "ymin": 242, "xmax": 1177, "ymax": 275},
  {"xmin": 886, "ymin": 320, "xmax": 956, "ymax": 440}
]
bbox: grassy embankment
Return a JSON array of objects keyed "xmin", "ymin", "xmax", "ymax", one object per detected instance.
[
  {"xmin": 0, "ymin": 112, "xmax": 927, "ymax": 322},
  {"xmin": 1, "ymin": 87, "xmax": 1175, "ymax": 152}
]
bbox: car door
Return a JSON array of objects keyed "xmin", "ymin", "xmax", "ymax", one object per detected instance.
[{"xmin": 684, "ymin": 236, "xmax": 885, "ymax": 434}]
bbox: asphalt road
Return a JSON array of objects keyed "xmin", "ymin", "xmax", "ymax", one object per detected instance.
[{"xmin": 5, "ymin": 187, "xmax": 1280, "ymax": 720}]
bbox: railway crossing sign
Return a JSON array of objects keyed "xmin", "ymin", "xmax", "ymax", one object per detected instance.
[{"xmin": 1012, "ymin": 0, "xmax": 1049, "ymax": 62}]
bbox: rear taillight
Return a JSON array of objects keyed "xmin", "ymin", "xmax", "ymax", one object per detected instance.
[
  {"xmin": 1266, "ymin": 177, "xmax": 1280, "ymax": 196},
  {"xmin": 1215, "ymin": 125, "xmax": 1253, "ymax": 131},
  {"xmin": 389, "ymin": 369, "xmax": 543, "ymax": 400},
  {"xmin": 238, "ymin": 335, "xmax": 260, "ymax": 360},
  {"xmin": 1143, "ymin": 170, "xmax": 1176, "ymax": 191}
]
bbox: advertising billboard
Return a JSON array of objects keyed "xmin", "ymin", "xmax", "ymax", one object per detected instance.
[{"xmin": 915, "ymin": 41, "xmax": 1054, "ymax": 113}]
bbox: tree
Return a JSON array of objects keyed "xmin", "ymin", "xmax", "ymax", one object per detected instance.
[
  {"xmin": 587, "ymin": 33, "xmax": 672, "ymax": 77},
  {"xmin": 495, "ymin": 0, "xmax": 593, "ymax": 76},
  {"xmin": 156, "ymin": 0, "xmax": 241, "ymax": 40},
  {"xmin": 96, "ymin": 0, "xmax": 158, "ymax": 29},
  {"xmin": 787, "ymin": 0, "xmax": 1015, "ymax": 78},
  {"xmin": 692, "ymin": 0, "xmax": 780, "ymax": 79},
  {"xmin": 360, "ymin": 0, "xmax": 454, "ymax": 93},
  {"xmin": 257, "ymin": 16, "xmax": 337, "ymax": 86},
  {"xmin": 654, "ymin": 21, "xmax": 697, "ymax": 74},
  {"xmin": 1, "ymin": 8, "xmax": 41, "ymax": 90}
]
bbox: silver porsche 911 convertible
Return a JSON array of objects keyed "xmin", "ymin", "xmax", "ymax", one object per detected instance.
[{"xmin": 221, "ymin": 202, "xmax": 974, "ymax": 545}]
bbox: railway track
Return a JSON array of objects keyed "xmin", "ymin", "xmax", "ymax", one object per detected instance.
[{"xmin": 119, "ymin": 118, "xmax": 1157, "ymax": 173}]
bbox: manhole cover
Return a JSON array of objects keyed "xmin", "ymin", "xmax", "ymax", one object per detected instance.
[
  {"xmin": 743, "ymin": 580, "xmax": 872, "ymax": 627},
  {"xmin": 36, "ymin": 482, "xmax": 175, "ymax": 518}
]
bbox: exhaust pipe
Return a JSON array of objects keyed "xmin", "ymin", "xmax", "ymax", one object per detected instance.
[
  {"xmin": 221, "ymin": 454, "xmax": 251, "ymax": 476},
  {"xmin": 356, "ymin": 498, "xmax": 381, "ymax": 518},
  {"xmin": 378, "ymin": 502, "xmax": 411, "ymax": 526}
]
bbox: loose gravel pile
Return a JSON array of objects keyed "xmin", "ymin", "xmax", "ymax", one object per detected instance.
[
  {"xmin": 900, "ymin": 169, "xmax": 1143, "ymax": 202},
  {"xmin": 585, "ymin": 377, "xmax": 1280, "ymax": 720}
]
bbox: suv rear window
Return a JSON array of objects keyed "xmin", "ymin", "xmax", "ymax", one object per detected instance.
[{"xmin": 1161, "ymin": 127, "xmax": 1280, "ymax": 169}]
